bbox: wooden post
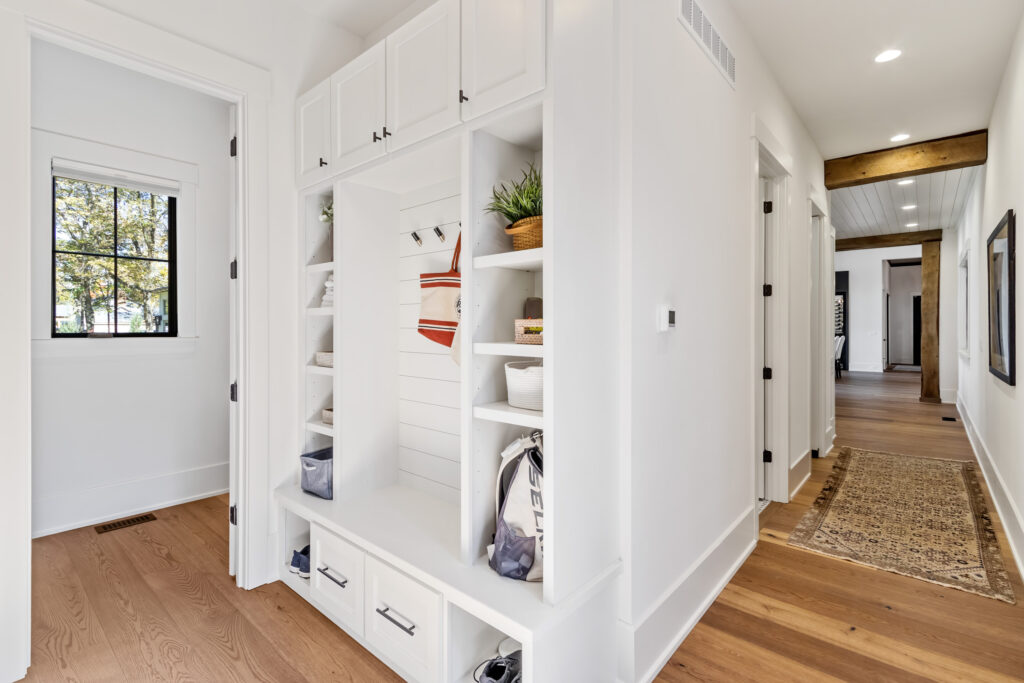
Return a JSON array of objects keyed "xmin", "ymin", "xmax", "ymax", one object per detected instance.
[{"xmin": 920, "ymin": 241, "xmax": 941, "ymax": 403}]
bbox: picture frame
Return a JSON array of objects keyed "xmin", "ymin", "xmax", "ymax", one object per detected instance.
[{"xmin": 987, "ymin": 209, "xmax": 1016, "ymax": 385}]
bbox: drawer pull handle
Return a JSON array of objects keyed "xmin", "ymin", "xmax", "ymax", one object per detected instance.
[
  {"xmin": 376, "ymin": 607, "xmax": 416, "ymax": 636},
  {"xmin": 317, "ymin": 566, "xmax": 348, "ymax": 589}
]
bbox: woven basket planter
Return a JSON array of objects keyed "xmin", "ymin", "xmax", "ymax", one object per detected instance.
[{"xmin": 505, "ymin": 215, "xmax": 543, "ymax": 251}]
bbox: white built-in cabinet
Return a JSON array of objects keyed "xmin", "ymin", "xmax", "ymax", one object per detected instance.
[
  {"xmin": 460, "ymin": 0, "xmax": 546, "ymax": 121},
  {"xmin": 297, "ymin": 0, "xmax": 546, "ymax": 186},
  {"xmin": 330, "ymin": 42, "xmax": 387, "ymax": 172}
]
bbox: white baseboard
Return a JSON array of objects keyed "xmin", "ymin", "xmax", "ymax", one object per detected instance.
[
  {"xmin": 789, "ymin": 450, "xmax": 811, "ymax": 500},
  {"xmin": 940, "ymin": 388, "xmax": 957, "ymax": 404},
  {"xmin": 1, "ymin": 666, "xmax": 27, "ymax": 683},
  {"xmin": 619, "ymin": 505, "xmax": 756, "ymax": 682},
  {"xmin": 957, "ymin": 400, "xmax": 1024, "ymax": 580},
  {"xmin": 33, "ymin": 461, "xmax": 229, "ymax": 537},
  {"xmin": 849, "ymin": 362, "xmax": 883, "ymax": 373}
]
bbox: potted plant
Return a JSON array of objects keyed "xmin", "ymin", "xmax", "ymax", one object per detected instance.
[{"xmin": 486, "ymin": 163, "xmax": 542, "ymax": 251}]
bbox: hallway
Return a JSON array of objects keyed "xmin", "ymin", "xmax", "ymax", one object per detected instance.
[{"xmin": 657, "ymin": 371, "xmax": 1024, "ymax": 681}]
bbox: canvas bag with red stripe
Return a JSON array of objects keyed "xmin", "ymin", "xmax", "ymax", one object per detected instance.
[{"xmin": 418, "ymin": 233, "xmax": 462, "ymax": 347}]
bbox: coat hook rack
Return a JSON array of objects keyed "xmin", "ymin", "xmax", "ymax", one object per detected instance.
[
  {"xmin": 433, "ymin": 226, "xmax": 446, "ymax": 242},
  {"xmin": 411, "ymin": 231, "xmax": 422, "ymax": 247}
]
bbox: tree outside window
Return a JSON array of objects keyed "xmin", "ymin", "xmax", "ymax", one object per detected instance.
[{"xmin": 53, "ymin": 176, "xmax": 176, "ymax": 336}]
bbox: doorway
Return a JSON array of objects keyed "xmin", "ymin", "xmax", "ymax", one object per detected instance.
[{"xmin": 913, "ymin": 295, "xmax": 922, "ymax": 366}]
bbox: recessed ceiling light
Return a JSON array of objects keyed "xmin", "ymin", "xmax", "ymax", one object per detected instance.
[
  {"xmin": 898, "ymin": 179, "xmax": 915, "ymax": 186},
  {"xmin": 902, "ymin": 204, "xmax": 917, "ymax": 210},
  {"xmin": 891, "ymin": 133, "xmax": 910, "ymax": 143},
  {"xmin": 875, "ymin": 49, "xmax": 902, "ymax": 63},
  {"xmin": 906, "ymin": 222, "xmax": 919, "ymax": 228}
]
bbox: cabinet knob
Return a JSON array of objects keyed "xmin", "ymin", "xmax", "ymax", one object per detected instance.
[
  {"xmin": 318, "ymin": 157, "xmax": 327, "ymax": 167},
  {"xmin": 382, "ymin": 126, "xmax": 392, "ymax": 138},
  {"xmin": 459, "ymin": 89, "xmax": 469, "ymax": 103},
  {"xmin": 373, "ymin": 131, "xmax": 381, "ymax": 142}
]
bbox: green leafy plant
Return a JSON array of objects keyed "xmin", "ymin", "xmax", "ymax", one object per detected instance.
[{"xmin": 485, "ymin": 164, "xmax": 542, "ymax": 224}]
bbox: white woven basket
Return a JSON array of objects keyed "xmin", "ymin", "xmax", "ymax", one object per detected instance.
[
  {"xmin": 315, "ymin": 351, "xmax": 334, "ymax": 368},
  {"xmin": 505, "ymin": 360, "xmax": 543, "ymax": 411}
]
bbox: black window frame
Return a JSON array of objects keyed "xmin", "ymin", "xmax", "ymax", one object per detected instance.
[{"xmin": 51, "ymin": 175, "xmax": 178, "ymax": 338}]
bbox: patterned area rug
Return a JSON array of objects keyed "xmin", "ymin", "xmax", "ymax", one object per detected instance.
[{"xmin": 789, "ymin": 448, "xmax": 1016, "ymax": 603}]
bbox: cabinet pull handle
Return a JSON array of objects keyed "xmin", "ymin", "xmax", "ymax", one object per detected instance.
[
  {"xmin": 373, "ymin": 131, "xmax": 381, "ymax": 142},
  {"xmin": 459, "ymin": 89, "xmax": 469, "ymax": 103},
  {"xmin": 318, "ymin": 157, "xmax": 327, "ymax": 167},
  {"xmin": 317, "ymin": 566, "xmax": 348, "ymax": 589},
  {"xmin": 375, "ymin": 606, "xmax": 416, "ymax": 636},
  {"xmin": 382, "ymin": 126, "xmax": 392, "ymax": 138}
]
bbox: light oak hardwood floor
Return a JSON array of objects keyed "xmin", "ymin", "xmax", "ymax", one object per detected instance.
[{"xmin": 656, "ymin": 371, "xmax": 1024, "ymax": 682}]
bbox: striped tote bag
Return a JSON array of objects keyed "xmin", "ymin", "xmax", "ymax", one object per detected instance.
[{"xmin": 418, "ymin": 233, "xmax": 462, "ymax": 347}]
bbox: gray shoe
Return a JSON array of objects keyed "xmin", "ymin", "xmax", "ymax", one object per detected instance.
[{"xmin": 474, "ymin": 650, "xmax": 521, "ymax": 683}]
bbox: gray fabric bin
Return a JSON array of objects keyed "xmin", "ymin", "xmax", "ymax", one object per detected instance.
[{"xmin": 300, "ymin": 446, "xmax": 333, "ymax": 500}]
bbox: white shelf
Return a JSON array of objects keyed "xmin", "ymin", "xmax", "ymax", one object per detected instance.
[
  {"xmin": 279, "ymin": 564, "xmax": 311, "ymax": 600},
  {"xmin": 306, "ymin": 364, "xmax": 334, "ymax": 376},
  {"xmin": 473, "ymin": 248, "xmax": 543, "ymax": 272},
  {"xmin": 306, "ymin": 307, "xmax": 334, "ymax": 316},
  {"xmin": 473, "ymin": 401, "xmax": 544, "ymax": 429},
  {"xmin": 306, "ymin": 261, "xmax": 335, "ymax": 273},
  {"xmin": 305, "ymin": 420, "xmax": 335, "ymax": 437},
  {"xmin": 473, "ymin": 342, "xmax": 544, "ymax": 358},
  {"xmin": 273, "ymin": 483, "xmax": 613, "ymax": 640}
]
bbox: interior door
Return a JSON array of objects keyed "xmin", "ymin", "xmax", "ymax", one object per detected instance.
[
  {"xmin": 758, "ymin": 178, "xmax": 775, "ymax": 502},
  {"xmin": 460, "ymin": 0, "xmax": 546, "ymax": 121},
  {"xmin": 913, "ymin": 295, "xmax": 922, "ymax": 365},
  {"xmin": 296, "ymin": 80, "xmax": 331, "ymax": 185},
  {"xmin": 385, "ymin": 0, "xmax": 460, "ymax": 152},
  {"xmin": 331, "ymin": 41, "xmax": 387, "ymax": 173},
  {"xmin": 228, "ymin": 106, "xmax": 240, "ymax": 580}
]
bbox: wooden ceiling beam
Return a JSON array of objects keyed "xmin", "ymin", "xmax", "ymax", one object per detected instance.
[
  {"xmin": 836, "ymin": 229, "xmax": 944, "ymax": 252},
  {"xmin": 824, "ymin": 130, "xmax": 987, "ymax": 190}
]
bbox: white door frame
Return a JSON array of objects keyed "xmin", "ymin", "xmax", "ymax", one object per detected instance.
[
  {"xmin": 809, "ymin": 202, "xmax": 831, "ymax": 459},
  {"xmin": 0, "ymin": 3, "xmax": 272, "ymax": 677},
  {"xmin": 753, "ymin": 133, "xmax": 791, "ymax": 505}
]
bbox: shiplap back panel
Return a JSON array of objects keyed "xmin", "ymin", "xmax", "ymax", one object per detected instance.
[
  {"xmin": 397, "ymin": 187, "xmax": 462, "ymax": 504},
  {"xmin": 830, "ymin": 166, "xmax": 980, "ymax": 238}
]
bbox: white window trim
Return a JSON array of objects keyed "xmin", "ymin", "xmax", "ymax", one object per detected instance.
[{"xmin": 32, "ymin": 130, "xmax": 199, "ymax": 353}]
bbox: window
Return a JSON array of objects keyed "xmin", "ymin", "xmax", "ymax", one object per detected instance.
[{"xmin": 52, "ymin": 176, "xmax": 176, "ymax": 337}]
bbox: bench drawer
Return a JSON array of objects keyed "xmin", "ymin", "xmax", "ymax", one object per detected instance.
[{"xmin": 310, "ymin": 523, "xmax": 364, "ymax": 637}]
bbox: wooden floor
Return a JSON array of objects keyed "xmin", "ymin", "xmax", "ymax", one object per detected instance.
[
  {"xmin": 657, "ymin": 371, "xmax": 1024, "ymax": 682},
  {"xmin": 27, "ymin": 494, "xmax": 401, "ymax": 682}
]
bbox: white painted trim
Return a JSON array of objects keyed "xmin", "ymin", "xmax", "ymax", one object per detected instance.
[
  {"xmin": 32, "ymin": 337, "xmax": 199, "ymax": 358},
  {"xmin": 754, "ymin": 116, "xmax": 794, "ymax": 177},
  {"xmin": 850, "ymin": 362, "xmax": 884, "ymax": 373},
  {"xmin": 940, "ymin": 388, "xmax": 958, "ymax": 404},
  {"xmin": 625, "ymin": 505, "xmax": 757, "ymax": 682},
  {"xmin": 958, "ymin": 400, "xmax": 1024, "ymax": 580},
  {"xmin": 790, "ymin": 468, "xmax": 811, "ymax": 500}
]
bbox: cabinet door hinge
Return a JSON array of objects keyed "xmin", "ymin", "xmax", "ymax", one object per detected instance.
[
  {"xmin": 763, "ymin": 200, "xmax": 773, "ymax": 214},
  {"xmin": 762, "ymin": 450, "xmax": 773, "ymax": 463},
  {"xmin": 229, "ymin": 505, "xmax": 237, "ymax": 525},
  {"xmin": 763, "ymin": 367, "xmax": 773, "ymax": 380},
  {"xmin": 762, "ymin": 284, "xmax": 773, "ymax": 296},
  {"xmin": 229, "ymin": 136, "xmax": 237, "ymax": 157},
  {"xmin": 230, "ymin": 381, "xmax": 238, "ymax": 402},
  {"xmin": 230, "ymin": 259, "xmax": 238, "ymax": 280}
]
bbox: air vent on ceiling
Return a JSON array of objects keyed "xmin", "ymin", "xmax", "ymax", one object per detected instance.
[{"xmin": 678, "ymin": 0, "xmax": 736, "ymax": 87}]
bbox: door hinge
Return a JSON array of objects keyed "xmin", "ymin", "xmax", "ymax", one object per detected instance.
[
  {"xmin": 763, "ymin": 367, "xmax": 773, "ymax": 380},
  {"xmin": 762, "ymin": 450, "xmax": 773, "ymax": 463},
  {"xmin": 229, "ymin": 136, "xmax": 237, "ymax": 157},
  {"xmin": 229, "ymin": 505, "xmax": 237, "ymax": 525},
  {"xmin": 230, "ymin": 259, "xmax": 238, "ymax": 280},
  {"xmin": 763, "ymin": 284, "xmax": 773, "ymax": 296},
  {"xmin": 459, "ymin": 89, "xmax": 469, "ymax": 103},
  {"xmin": 811, "ymin": 448, "xmax": 820, "ymax": 458},
  {"xmin": 763, "ymin": 200, "xmax": 773, "ymax": 214},
  {"xmin": 230, "ymin": 381, "xmax": 238, "ymax": 402}
]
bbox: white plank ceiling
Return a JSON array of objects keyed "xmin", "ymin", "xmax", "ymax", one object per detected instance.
[{"xmin": 829, "ymin": 166, "xmax": 980, "ymax": 239}]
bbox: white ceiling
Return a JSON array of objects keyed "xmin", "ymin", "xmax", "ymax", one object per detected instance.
[
  {"xmin": 729, "ymin": 0, "xmax": 1024, "ymax": 159},
  {"xmin": 830, "ymin": 167, "xmax": 979, "ymax": 239},
  {"xmin": 288, "ymin": 0, "xmax": 418, "ymax": 38}
]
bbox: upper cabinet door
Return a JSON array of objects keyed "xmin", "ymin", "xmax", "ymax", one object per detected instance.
[
  {"xmin": 296, "ymin": 79, "xmax": 331, "ymax": 186},
  {"xmin": 461, "ymin": 0, "xmax": 545, "ymax": 121},
  {"xmin": 385, "ymin": 0, "xmax": 460, "ymax": 152},
  {"xmin": 331, "ymin": 41, "xmax": 387, "ymax": 173}
]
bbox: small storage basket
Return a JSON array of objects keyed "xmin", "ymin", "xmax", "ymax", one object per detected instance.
[
  {"xmin": 514, "ymin": 318, "xmax": 543, "ymax": 345},
  {"xmin": 322, "ymin": 408, "xmax": 334, "ymax": 425},
  {"xmin": 505, "ymin": 361, "xmax": 543, "ymax": 411},
  {"xmin": 504, "ymin": 215, "xmax": 543, "ymax": 251},
  {"xmin": 315, "ymin": 351, "xmax": 334, "ymax": 368},
  {"xmin": 300, "ymin": 446, "xmax": 333, "ymax": 500}
]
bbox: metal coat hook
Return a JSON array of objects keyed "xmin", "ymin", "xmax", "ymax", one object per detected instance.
[
  {"xmin": 433, "ymin": 226, "xmax": 446, "ymax": 242},
  {"xmin": 411, "ymin": 231, "xmax": 422, "ymax": 247}
]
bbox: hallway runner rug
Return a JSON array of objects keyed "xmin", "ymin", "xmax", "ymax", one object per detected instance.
[{"xmin": 789, "ymin": 447, "xmax": 1016, "ymax": 603}]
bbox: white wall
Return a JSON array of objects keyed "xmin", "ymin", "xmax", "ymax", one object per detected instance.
[
  {"xmin": 617, "ymin": 0, "xmax": 827, "ymax": 678},
  {"xmin": 888, "ymin": 265, "xmax": 922, "ymax": 365},
  {"xmin": 29, "ymin": 41, "xmax": 233, "ymax": 535},
  {"xmin": 835, "ymin": 245, "xmax": 921, "ymax": 372},
  {"xmin": 955, "ymin": 8, "xmax": 1024, "ymax": 580}
]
